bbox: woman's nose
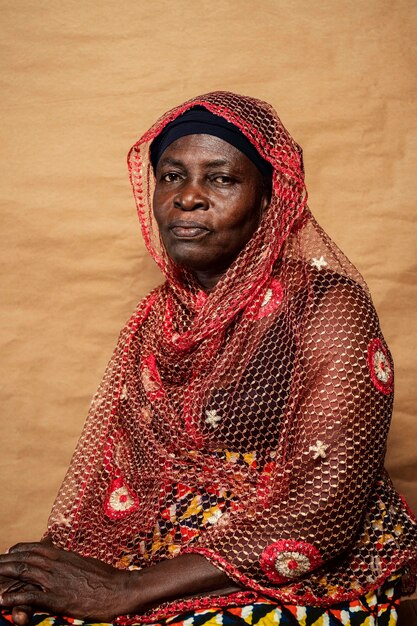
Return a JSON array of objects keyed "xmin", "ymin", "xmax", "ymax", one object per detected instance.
[{"xmin": 174, "ymin": 181, "xmax": 208, "ymax": 211}]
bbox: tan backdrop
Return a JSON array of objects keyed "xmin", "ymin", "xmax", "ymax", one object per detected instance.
[{"xmin": 1, "ymin": 0, "xmax": 416, "ymax": 558}]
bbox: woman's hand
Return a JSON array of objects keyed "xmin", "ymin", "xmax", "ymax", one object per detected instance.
[
  {"xmin": 0, "ymin": 575, "xmax": 39, "ymax": 626},
  {"xmin": 0, "ymin": 542, "xmax": 140, "ymax": 621},
  {"xmin": 0, "ymin": 543, "xmax": 240, "ymax": 621},
  {"xmin": 0, "ymin": 535, "xmax": 54, "ymax": 625}
]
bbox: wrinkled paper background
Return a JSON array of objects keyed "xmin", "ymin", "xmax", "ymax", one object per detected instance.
[{"xmin": 1, "ymin": 0, "xmax": 416, "ymax": 568}]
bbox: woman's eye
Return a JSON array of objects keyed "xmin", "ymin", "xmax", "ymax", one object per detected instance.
[
  {"xmin": 213, "ymin": 175, "xmax": 234, "ymax": 184},
  {"xmin": 161, "ymin": 172, "xmax": 181, "ymax": 182}
]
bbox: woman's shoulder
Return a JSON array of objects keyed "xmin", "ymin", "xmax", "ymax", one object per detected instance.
[
  {"xmin": 280, "ymin": 257, "xmax": 372, "ymax": 307},
  {"xmin": 277, "ymin": 258, "xmax": 380, "ymax": 342}
]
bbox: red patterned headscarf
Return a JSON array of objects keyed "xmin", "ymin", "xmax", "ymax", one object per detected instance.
[{"xmin": 47, "ymin": 92, "xmax": 417, "ymax": 621}]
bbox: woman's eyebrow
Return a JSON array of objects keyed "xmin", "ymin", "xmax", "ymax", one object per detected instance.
[
  {"xmin": 204, "ymin": 159, "xmax": 229, "ymax": 167},
  {"xmin": 158, "ymin": 156, "xmax": 185, "ymax": 168}
]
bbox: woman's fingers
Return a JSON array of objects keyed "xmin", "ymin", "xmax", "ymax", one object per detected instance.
[
  {"xmin": 0, "ymin": 546, "xmax": 58, "ymax": 580},
  {"xmin": 0, "ymin": 547, "xmax": 136, "ymax": 620},
  {"xmin": 0, "ymin": 576, "xmax": 37, "ymax": 624},
  {"xmin": 7, "ymin": 543, "xmax": 54, "ymax": 558},
  {"xmin": 0, "ymin": 588, "xmax": 43, "ymax": 609},
  {"xmin": 7, "ymin": 543, "xmax": 41, "ymax": 554},
  {"xmin": 0, "ymin": 559, "xmax": 47, "ymax": 586},
  {"xmin": 0, "ymin": 576, "xmax": 24, "ymax": 594},
  {"xmin": 12, "ymin": 606, "xmax": 34, "ymax": 626}
]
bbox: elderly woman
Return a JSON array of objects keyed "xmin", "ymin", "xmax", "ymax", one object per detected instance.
[{"xmin": 0, "ymin": 91, "xmax": 416, "ymax": 626}]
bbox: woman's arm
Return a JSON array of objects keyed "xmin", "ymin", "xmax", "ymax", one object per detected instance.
[{"xmin": 0, "ymin": 543, "xmax": 239, "ymax": 622}]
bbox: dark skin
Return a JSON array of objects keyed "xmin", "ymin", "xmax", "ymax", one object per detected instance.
[
  {"xmin": 0, "ymin": 545, "xmax": 240, "ymax": 622},
  {"xmin": 0, "ymin": 134, "xmax": 270, "ymax": 623},
  {"xmin": 153, "ymin": 134, "xmax": 270, "ymax": 289}
]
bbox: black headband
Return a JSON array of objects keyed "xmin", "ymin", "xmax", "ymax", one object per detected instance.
[{"xmin": 150, "ymin": 107, "xmax": 272, "ymax": 179}]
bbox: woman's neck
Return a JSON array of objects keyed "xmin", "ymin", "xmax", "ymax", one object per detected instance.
[{"xmin": 194, "ymin": 268, "xmax": 227, "ymax": 291}]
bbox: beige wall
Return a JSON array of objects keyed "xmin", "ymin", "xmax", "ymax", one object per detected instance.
[{"xmin": 1, "ymin": 0, "xmax": 416, "ymax": 555}]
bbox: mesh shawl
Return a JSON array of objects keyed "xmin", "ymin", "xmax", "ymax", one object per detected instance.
[{"xmin": 47, "ymin": 91, "xmax": 417, "ymax": 620}]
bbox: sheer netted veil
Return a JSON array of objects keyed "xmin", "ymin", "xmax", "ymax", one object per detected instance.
[{"xmin": 48, "ymin": 91, "xmax": 416, "ymax": 620}]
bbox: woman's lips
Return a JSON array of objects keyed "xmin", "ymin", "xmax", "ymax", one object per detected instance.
[{"xmin": 169, "ymin": 222, "xmax": 210, "ymax": 239}]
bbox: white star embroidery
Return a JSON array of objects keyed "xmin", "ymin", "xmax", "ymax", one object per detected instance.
[
  {"xmin": 309, "ymin": 440, "xmax": 329, "ymax": 459},
  {"xmin": 311, "ymin": 256, "xmax": 328, "ymax": 270},
  {"xmin": 54, "ymin": 513, "xmax": 72, "ymax": 527},
  {"xmin": 205, "ymin": 409, "xmax": 222, "ymax": 428}
]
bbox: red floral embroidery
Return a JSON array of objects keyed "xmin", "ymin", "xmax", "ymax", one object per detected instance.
[
  {"xmin": 260, "ymin": 540, "xmax": 323, "ymax": 583},
  {"xmin": 246, "ymin": 279, "xmax": 283, "ymax": 320},
  {"xmin": 141, "ymin": 353, "xmax": 164, "ymax": 400},
  {"xmin": 367, "ymin": 338, "xmax": 393, "ymax": 395},
  {"xmin": 181, "ymin": 545, "xmax": 408, "ymax": 609},
  {"xmin": 104, "ymin": 476, "xmax": 139, "ymax": 519}
]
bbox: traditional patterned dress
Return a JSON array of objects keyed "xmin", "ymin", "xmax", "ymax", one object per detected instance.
[
  {"xmin": 1, "ymin": 91, "xmax": 416, "ymax": 625},
  {"xmin": 0, "ymin": 577, "xmax": 403, "ymax": 626}
]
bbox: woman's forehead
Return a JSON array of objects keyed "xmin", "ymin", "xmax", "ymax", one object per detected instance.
[{"xmin": 158, "ymin": 133, "xmax": 254, "ymax": 168}]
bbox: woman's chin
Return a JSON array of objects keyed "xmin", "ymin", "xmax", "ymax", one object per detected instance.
[{"xmin": 167, "ymin": 247, "xmax": 217, "ymax": 273}]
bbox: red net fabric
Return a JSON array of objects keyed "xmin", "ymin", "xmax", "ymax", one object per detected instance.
[{"xmin": 47, "ymin": 92, "xmax": 417, "ymax": 618}]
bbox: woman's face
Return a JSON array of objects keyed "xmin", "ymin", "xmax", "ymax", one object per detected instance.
[{"xmin": 153, "ymin": 133, "xmax": 270, "ymax": 287}]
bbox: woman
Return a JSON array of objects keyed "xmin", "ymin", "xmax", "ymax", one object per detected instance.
[{"xmin": 0, "ymin": 91, "xmax": 416, "ymax": 626}]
